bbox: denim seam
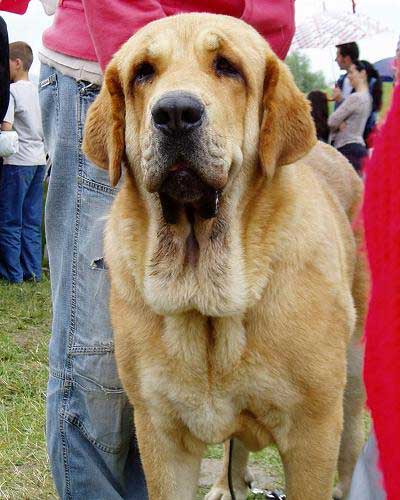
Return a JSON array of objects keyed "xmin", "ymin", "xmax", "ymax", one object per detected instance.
[
  {"xmin": 61, "ymin": 80, "xmax": 82, "ymax": 500},
  {"xmin": 62, "ymin": 410, "xmax": 125, "ymax": 454},
  {"xmin": 69, "ymin": 343, "xmax": 114, "ymax": 354},
  {"xmin": 71, "ymin": 375, "xmax": 125, "ymax": 394},
  {"xmin": 59, "ymin": 379, "xmax": 73, "ymax": 500},
  {"xmin": 67, "ymin": 81, "xmax": 83, "ymax": 357},
  {"xmin": 77, "ymin": 175, "xmax": 116, "ymax": 195},
  {"xmin": 50, "ymin": 366, "xmax": 67, "ymax": 380}
]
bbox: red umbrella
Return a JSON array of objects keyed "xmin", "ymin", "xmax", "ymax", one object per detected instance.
[{"xmin": 0, "ymin": 0, "xmax": 30, "ymax": 15}]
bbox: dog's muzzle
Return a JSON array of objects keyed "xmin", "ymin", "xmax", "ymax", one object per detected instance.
[
  {"xmin": 159, "ymin": 163, "xmax": 220, "ymax": 224},
  {"xmin": 150, "ymin": 91, "xmax": 222, "ymax": 224}
]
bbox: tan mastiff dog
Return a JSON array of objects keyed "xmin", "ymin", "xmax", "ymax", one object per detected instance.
[{"xmin": 83, "ymin": 13, "xmax": 367, "ymax": 500}]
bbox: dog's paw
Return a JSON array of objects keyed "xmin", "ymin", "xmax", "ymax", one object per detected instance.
[
  {"xmin": 204, "ymin": 486, "xmax": 247, "ymax": 500},
  {"xmin": 243, "ymin": 467, "xmax": 255, "ymax": 487},
  {"xmin": 205, "ymin": 466, "xmax": 253, "ymax": 500},
  {"xmin": 332, "ymin": 484, "xmax": 343, "ymax": 499},
  {"xmin": 204, "ymin": 486, "xmax": 231, "ymax": 500}
]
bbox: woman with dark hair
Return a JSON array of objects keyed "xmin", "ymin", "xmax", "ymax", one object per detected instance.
[
  {"xmin": 360, "ymin": 60, "xmax": 383, "ymax": 113},
  {"xmin": 362, "ymin": 60, "xmax": 383, "ymax": 144},
  {"xmin": 307, "ymin": 90, "xmax": 330, "ymax": 142},
  {"xmin": 328, "ymin": 60, "xmax": 381, "ymax": 174}
]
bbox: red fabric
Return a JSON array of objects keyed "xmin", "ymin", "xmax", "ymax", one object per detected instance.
[
  {"xmin": 0, "ymin": 0, "xmax": 30, "ymax": 14},
  {"xmin": 42, "ymin": 1, "xmax": 97, "ymax": 61},
  {"xmin": 363, "ymin": 84, "xmax": 400, "ymax": 500},
  {"xmin": 43, "ymin": 0, "xmax": 295, "ymax": 69}
]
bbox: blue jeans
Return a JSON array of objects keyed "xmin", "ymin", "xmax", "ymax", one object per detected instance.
[
  {"xmin": 39, "ymin": 65, "xmax": 147, "ymax": 500},
  {"xmin": 0, "ymin": 164, "xmax": 45, "ymax": 283}
]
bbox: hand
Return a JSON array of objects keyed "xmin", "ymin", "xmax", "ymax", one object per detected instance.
[
  {"xmin": 332, "ymin": 86, "xmax": 343, "ymax": 103},
  {"xmin": 39, "ymin": 0, "xmax": 58, "ymax": 15},
  {"xmin": 339, "ymin": 122, "xmax": 347, "ymax": 132}
]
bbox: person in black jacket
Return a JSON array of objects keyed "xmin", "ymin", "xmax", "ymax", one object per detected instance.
[
  {"xmin": 0, "ymin": 16, "xmax": 10, "ymax": 173},
  {"xmin": 0, "ymin": 16, "xmax": 10, "ymax": 122}
]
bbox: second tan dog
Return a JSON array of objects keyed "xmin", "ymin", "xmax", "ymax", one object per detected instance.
[{"xmin": 83, "ymin": 14, "xmax": 367, "ymax": 500}]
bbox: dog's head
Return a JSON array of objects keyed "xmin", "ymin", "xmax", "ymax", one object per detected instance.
[
  {"xmin": 83, "ymin": 14, "xmax": 315, "ymax": 223},
  {"xmin": 83, "ymin": 14, "xmax": 316, "ymax": 315}
]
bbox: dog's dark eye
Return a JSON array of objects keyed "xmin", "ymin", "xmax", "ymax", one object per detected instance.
[
  {"xmin": 134, "ymin": 62, "xmax": 155, "ymax": 84},
  {"xmin": 214, "ymin": 56, "xmax": 241, "ymax": 78}
]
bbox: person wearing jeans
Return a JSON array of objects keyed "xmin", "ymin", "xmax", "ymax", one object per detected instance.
[
  {"xmin": 40, "ymin": 68, "xmax": 146, "ymax": 499},
  {"xmin": 37, "ymin": 1, "xmax": 296, "ymax": 498},
  {"xmin": 0, "ymin": 164, "xmax": 45, "ymax": 282},
  {"xmin": 0, "ymin": 41, "xmax": 46, "ymax": 283}
]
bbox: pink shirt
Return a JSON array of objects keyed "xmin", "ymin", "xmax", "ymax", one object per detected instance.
[{"xmin": 42, "ymin": 0, "xmax": 295, "ymax": 70}]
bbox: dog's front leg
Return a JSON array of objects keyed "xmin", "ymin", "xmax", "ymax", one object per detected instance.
[
  {"xmin": 134, "ymin": 404, "xmax": 206, "ymax": 500},
  {"xmin": 277, "ymin": 405, "xmax": 342, "ymax": 500}
]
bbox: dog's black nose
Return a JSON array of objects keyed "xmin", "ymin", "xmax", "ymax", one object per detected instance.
[{"xmin": 152, "ymin": 92, "xmax": 205, "ymax": 135}]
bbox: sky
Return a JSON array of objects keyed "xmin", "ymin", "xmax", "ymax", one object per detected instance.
[{"xmin": 0, "ymin": 0, "xmax": 399, "ymax": 84}]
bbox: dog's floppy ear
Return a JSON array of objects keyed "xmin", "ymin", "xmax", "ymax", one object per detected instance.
[
  {"xmin": 259, "ymin": 55, "xmax": 317, "ymax": 178},
  {"xmin": 83, "ymin": 60, "xmax": 125, "ymax": 187}
]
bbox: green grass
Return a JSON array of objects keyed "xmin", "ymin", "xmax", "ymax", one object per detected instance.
[
  {"xmin": 380, "ymin": 82, "xmax": 393, "ymax": 119},
  {"xmin": 0, "ymin": 276, "xmax": 56, "ymax": 499}
]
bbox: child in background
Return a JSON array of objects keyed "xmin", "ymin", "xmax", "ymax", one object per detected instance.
[{"xmin": 0, "ymin": 41, "xmax": 46, "ymax": 283}]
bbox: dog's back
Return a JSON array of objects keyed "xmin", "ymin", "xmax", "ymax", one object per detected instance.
[{"xmin": 305, "ymin": 141, "xmax": 363, "ymax": 223}]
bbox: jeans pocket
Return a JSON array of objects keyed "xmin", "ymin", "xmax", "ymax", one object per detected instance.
[{"xmin": 63, "ymin": 357, "xmax": 134, "ymax": 454}]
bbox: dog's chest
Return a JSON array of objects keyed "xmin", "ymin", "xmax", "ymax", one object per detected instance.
[
  {"xmin": 139, "ymin": 314, "xmax": 248, "ymax": 442},
  {"xmin": 143, "ymin": 360, "xmax": 242, "ymax": 443},
  {"xmin": 139, "ymin": 313, "xmax": 290, "ymax": 444}
]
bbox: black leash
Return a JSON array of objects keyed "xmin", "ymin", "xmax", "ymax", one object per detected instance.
[{"xmin": 227, "ymin": 438, "xmax": 236, "ymax": 500}]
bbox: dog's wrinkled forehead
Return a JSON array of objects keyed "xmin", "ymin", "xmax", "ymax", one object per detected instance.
[
  {"xmin": 117, "ymin": 14, "xmax": 268, "ymax": 88},
  {"xmin": 144, "ymin": 29, "xmax": 223, "ymax": 64}
]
